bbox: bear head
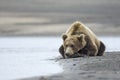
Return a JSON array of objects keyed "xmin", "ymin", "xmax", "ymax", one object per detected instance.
[{"xmin": 62, "ymin": 34, "xmax": 86, "ymax": 58}]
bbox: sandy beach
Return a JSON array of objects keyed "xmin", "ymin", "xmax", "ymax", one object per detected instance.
[{"xmin": 20, "ymin": 52, "xmax": 120, "ymax": 80}]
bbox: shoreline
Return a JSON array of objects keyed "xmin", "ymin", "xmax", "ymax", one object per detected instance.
[{"xmin": 20, "ymin": 52, "xmax": 120, "ymax": 80}]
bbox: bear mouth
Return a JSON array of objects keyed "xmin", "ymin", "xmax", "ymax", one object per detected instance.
[{"xmin": 67, "ymin": 53, "xmax": 86, "ymax": 58}]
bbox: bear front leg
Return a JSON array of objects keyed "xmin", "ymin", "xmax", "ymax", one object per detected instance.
[
  {"xmin": 87, "ymin": 45, "xmax": 98, "ymax": 56},
  {"xmin": 59, "ymin": 45, "xmax": 65, "ymax": 58},
  {"xmin": 78, "ymin": 48, "xmax": 89, "ymax": 57}
]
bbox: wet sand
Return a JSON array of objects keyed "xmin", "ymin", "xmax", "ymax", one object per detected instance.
[{"xmin": 21, "ymin": 52, "xmax": 120, "ymax": 80}]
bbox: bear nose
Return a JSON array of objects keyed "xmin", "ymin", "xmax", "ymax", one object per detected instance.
[{"xmin": 66, "ymin": 53, "xmax": 71, "ymax": 57}]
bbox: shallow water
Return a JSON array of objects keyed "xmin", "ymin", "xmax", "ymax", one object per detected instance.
[{"xmin": 0, "ymin": 36, "xmax": 119, "ymax": 80}]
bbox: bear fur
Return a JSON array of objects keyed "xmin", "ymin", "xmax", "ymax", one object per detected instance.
[{"xmin": 59, "ymin": 21, "xmax": 106, "ymax": 58}]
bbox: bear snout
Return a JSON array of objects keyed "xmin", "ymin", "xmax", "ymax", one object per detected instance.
[
  {"xmin": 65, "ymin": 53, "xmax": 71, "ymax": 57},
  {"xmin": 65, "ymin": 52, "xmax": 78, "ymax": 58}
]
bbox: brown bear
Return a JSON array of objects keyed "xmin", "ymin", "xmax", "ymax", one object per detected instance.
[{"xmin": 59, "ymin": 21, "xmax": 106, "ymax": 58}]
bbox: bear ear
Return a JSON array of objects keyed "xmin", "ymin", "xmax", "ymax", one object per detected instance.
[
  {"xmin": 62, "ymin": 34, "xmax": 67, "ymax": 41},
  {"xmin": 77, "ymin": 34, "xmax": 85, "ymax": 41}
]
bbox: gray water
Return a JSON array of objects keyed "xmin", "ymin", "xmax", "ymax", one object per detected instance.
[{"xmin": 0, "ymin": 37, "xmax": 119, "ymax": 80}]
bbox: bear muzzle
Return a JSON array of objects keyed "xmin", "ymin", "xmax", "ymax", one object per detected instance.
[
  {"xmin": 65, "ymin": 53, "xmax": 80, "ymax": 58},
  {"xmin": 65, "ymin": 53, "xmax": 72, "ymax": 57}
]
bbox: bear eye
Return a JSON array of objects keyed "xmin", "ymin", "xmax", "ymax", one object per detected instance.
[
  {"xmin": 66, "ymin": 45, "xmax": 68, "ymax": 47},
  {"xmin": 70, "ymin": 45, "xmax": 74, "ymax": 48}
]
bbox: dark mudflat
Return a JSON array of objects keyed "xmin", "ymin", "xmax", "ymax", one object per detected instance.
[{"xmin": 21, "ymin": 52, "xmax": 120, "ymax": 80}]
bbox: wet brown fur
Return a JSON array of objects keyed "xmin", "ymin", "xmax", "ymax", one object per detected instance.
[{"xmin": 59, "ymin": 21, "xmax": 106, "ymax": 58}]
